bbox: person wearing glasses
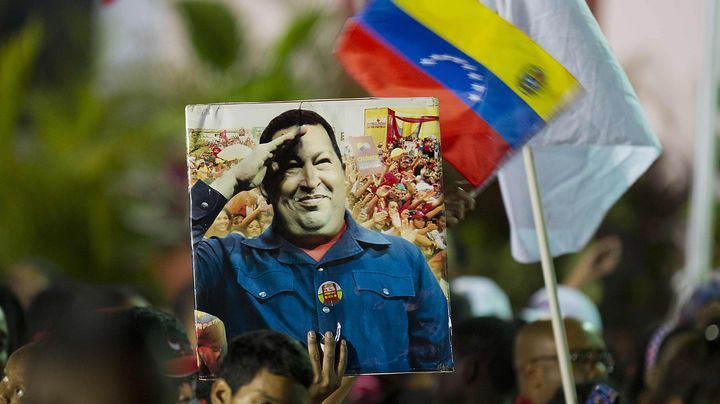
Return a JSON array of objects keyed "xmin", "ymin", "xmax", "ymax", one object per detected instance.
[{"xmin": 513, "ymin": 318, "xmax": 613, "ymax": 404}]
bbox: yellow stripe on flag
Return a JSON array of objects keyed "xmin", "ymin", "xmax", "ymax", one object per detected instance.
[{"xmin": 393, "ymin": 0, "xmax": 579, "ymax": 120}]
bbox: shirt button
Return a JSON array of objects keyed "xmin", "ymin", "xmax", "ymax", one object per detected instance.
[
  {"xmin": 258, "ymin": 291, "xmax": 267, "ymax": 298},
  {"xmin": 200, "ymin": 202, "xmax": 209, "ymax": 209},
  {"xmin": 382, "ymin": 288, "xmax": 390, "ymax": 295},
  {"xmin": 318, "ymin": 267, "xmax": 324, "ymax": 272},
  {"xmin": 322, "ymin": 306, "xmax": 331, "ymax": 313}
]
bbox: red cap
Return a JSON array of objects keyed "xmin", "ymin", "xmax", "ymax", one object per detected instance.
[
  {"xmin": 411, "ymin": 211, "xmax": 426, "ymax": 220},
  {"xmin": 164, "ymin": 354, "xmax": 200, "ymax": 378}
]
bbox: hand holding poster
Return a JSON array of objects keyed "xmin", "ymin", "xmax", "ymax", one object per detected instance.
[{"xmin": 186, "ymin": 98, "xmax": 453, "ymax": 376}]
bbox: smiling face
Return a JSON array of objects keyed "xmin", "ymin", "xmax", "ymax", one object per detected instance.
[
  {"xmin": 246, "ymin": 220, "xmax": 263, "ymax": 238},
  {"xmin": 213, "ymin": 210, "xmax": 230, "ymax": 232},
  {"xmin": 266, "ymin": 124, "xmax": 346, "ymax": 246}
]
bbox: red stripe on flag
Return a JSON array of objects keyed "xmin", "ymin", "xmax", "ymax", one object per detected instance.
[{"xmin": 336, "ymin": 22, "xmax": 510, "ymax": 187}]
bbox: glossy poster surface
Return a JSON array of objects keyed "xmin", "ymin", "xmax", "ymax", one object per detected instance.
[{"xmin": 186, "ymin": 98, "xmax": 453, "ymax": 376}]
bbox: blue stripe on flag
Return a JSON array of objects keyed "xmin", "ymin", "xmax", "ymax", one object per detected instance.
[{"xmin": 358, "ymin": 0, "xmax": 544, "ymax": 148}]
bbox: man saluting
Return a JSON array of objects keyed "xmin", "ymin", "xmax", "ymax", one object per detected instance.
[{"xmin": 191, "ymin": 109, "xmax": 452, "ymax": 374}]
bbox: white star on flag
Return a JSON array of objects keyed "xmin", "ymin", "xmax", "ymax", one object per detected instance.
[
  {"xmin": 471, "ymin": 83, "xmax": 486, "ymax": 92},
  {"xmin": 420, "ymin": 58, "xmax": 436, "ymax": 65},
  {"xmin": 468, "ymin": 93, "xmax": 482, "ymax": 102},
  {"xmin": 461, "ymin": 64, "xmax": 477, "ymax": 71},
  {"xmin": 468, "ymin": 72, "xmax": 483, "ymax": 80}
]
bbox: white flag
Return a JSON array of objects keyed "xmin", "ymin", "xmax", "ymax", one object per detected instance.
[{"xmin": 483, "ymin": 0, "xmax": 662, "ymax": 263}]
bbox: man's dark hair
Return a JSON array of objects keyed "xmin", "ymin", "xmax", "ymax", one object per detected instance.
[
  {"xmin": 258, "ymin": 109, "xmax": 344, "ymax": 202},
  {"xmin": 259, "ymin": 109, "xmax": 342, "ymax": 163},
  {"xmin": 120, "ymin": 307, "xmax": 195, "ymax": 367},
  {"xmin": 217, "ymin": 329, "xmax": 314, "ymax": 391}
]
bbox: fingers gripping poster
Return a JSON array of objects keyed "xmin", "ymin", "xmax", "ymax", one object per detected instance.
[{"xmin": 186, "ymin": 98, "xmax": 453, "ymax": 376}]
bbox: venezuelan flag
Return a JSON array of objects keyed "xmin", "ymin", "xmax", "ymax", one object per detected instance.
[{"xmin": 335, "ymin": 0, "xmax": 580, "ymax": 186}]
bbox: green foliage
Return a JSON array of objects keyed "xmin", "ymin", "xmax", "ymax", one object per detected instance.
[
  {"xmin": 236, "ymin": 10, "xmax": 325, "ymax": 102},
  {"xmin": 0, "ymin": 21, "xmax": 183, "ymax": 283},
  {"xmin": 269, "ymin": 10, "xmax": 322, "ymax": 73},
  {"xmin": 0, "ymin": 3, "xmax": 348, "ymax": 294},
  {"xmin": 0, "ymin": 21, "xmax": 43, "ymax": 262},
  {"xmin": 177, "ymin": 0, "xmax": 242, "ymax": 71},
  {"xmin": 0, "ymin": 20, "xmax": 42, "ymax": 160}
]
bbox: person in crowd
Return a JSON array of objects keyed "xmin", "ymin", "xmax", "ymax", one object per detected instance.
[
  {"xmin": 434, "ymin": 316, "xmax": 516, "ymax": 404},
  {"xmin": 26, "ymin": 281, "xmax": 89, "ymax": 339},
  {"xmin": 677, "ymin": 274, "xmax": 720, "ymax": 329},
  {"xmin": 0, "ymin": 287, "xmax": 27, "ymax": 376},
  {"xmin": 191, "ymin": 109, "xmax": 451, "ymax": 373},
  {"xmin": 0, "ymin": 343, "xmax": 32, "ymax": 404},
  {"xmin": 410, "ymin": 210, "xmax": 429, "ymax": 231},
  {"xmin": 210, "ymin": 329, "xmax": 346, "ymax": 404},
  {"xmin": 173, "ymin": 284, "xmax": 197, "ymax": 348},
  {"xmin": 26, "ymin": 281, "xmax": 151, "ymax": 340},
  {"xmin": 639, "ymin": 324, "xmax": 695, "ymax": 403},
  {"xmin": 244, "ymin": 219, "xmax": 264, "ymax": 238},
  {"xmin": 230, "ymin": 196, "xmax": 271, "ymax": 238},
  {"xmin": 451, "ymin": 276, "xmax": 514, "ymax": 322},
  {"xmin": 23, "ymin": 309, "xmax": 177, "ymax": 403},
  {"xmin": 204, "ymin": 208, "xmax": 232, "ymax": 239},
  {"xmin": 196, "ymin": 311, "xmax": 227, "ymax": 377},
  {"xmin": 638, "ymin": 273, "xmax": 720, "ymax": 401},
  {"xmin": 514, "ymin": 318, "xmax": 613, "ymax": 404},
  {"xmin": 520, "ymin": 286, "xmax": 604, "ymax": 333},
  {"xmin": 642, "ymin": 319, "xmax": 720, "ymax": 404},
  {"xmin": 230, "ymin": 213, "xmax": 245, "ymax": 233},
  {"xmin": 99, "ymin": 283, "xmax": 152, "ymax": 309},
  {"xmin": 121, "ymin": 307, "xmax": 199, "ymax": 404}
]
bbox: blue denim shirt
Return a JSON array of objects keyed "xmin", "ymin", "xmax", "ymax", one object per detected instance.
[{"xmin": 191, "ymin": 181, "xmax": 453, "ymax": 374}]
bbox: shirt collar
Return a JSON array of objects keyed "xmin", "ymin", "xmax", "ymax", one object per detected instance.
[
  {"xmin": 241, "ymin": 211, "xmax": 391, "ymax": 263},
  {"xmin": 344, "ymin": 211, "xmax": 392, "ymax": 246}
]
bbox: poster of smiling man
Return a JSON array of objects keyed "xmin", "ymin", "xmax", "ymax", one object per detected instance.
[{"xmin": 187, "ymin": 98, "xmax": 452, "ymax": 376}]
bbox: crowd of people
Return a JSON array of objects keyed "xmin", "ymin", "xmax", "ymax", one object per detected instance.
[
  {"xmin": 344, "ymin": 134, "xmax": 449, "ymax": 293},
  {"xmin": 188, "ymin": 128, "xmax": 256, "ymax": 184},
  {"xmin": 188, "ymin": 129, "xmax": 275, "ymax": 240},
  {"xmin": 0, "ymin": 263, "xmax": 717, "ymax": 403}
]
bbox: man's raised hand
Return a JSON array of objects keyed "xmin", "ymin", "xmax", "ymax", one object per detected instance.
[{"xmin": 210, "ymin": 126, "xmax": 306, "ymax": 199}]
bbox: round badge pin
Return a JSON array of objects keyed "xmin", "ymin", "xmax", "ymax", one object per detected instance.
[{"xmin": 317, "ymin": 281, "xmax": 343, "ymax": 307}]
